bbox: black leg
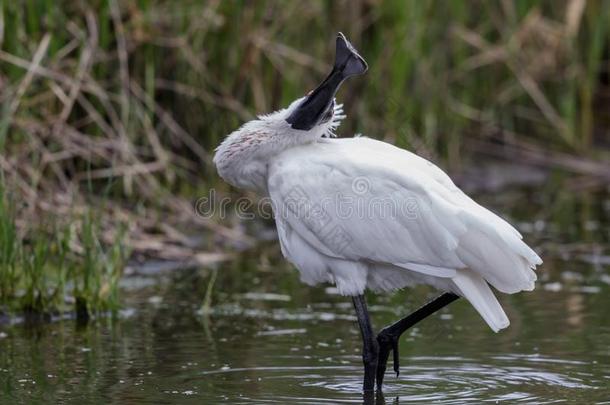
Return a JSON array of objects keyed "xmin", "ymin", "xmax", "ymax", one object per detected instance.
[
  {"xmin": 376, "ymin": 292, "xmax": 460, "ymax": 390},
  {"xmin": 352, "ymin": 295, "xmax": 379, "ymax": 393}
]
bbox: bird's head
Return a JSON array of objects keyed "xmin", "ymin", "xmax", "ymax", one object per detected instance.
[
  {"xmin": 284, "ymin": 32, "xmax": 367, "ymax": 132},
  {"xmin": 214, "ymin": 33, "xmax": 367, "ymax": 191}
]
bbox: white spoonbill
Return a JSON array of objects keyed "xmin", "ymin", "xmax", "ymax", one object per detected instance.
[{"xmin": 214, "ymin": 32, "xmax": 542, "ymax": 393}]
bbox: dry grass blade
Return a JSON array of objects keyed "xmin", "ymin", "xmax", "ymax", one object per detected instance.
[
  {"xmin": 509, "ymin": 63, "xmax": 570, "ymax": 139},
  {"xmin": 566, "ymin": 0, "xmax": 586, "ymax": 36},
  {"xmin": 7, "ymin": 34, "xmax": 51, "ymax": 119},
  {"xmin": 54, "ymin": 11, "xmax": 97, "ymax": 127},
  {"xmin": 129, "ymin": 81, "xmax": 210, "ymax": 165},
  {"xmin": 470, "ymin": 136, "xmax": 610, "ymax": 180},
  {"xmin": 109, "ymin": 0, "xmax": 130, "ymax": 123},
  {"xmin": 453, "ymin": 20, "xmax": 571, "ymax": 141}
]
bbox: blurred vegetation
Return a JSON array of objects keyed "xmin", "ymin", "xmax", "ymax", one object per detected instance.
[
  {"xmin": 0, "ymin": 181, "xmax": 126, "ymax": 319},
  {"xmin": 0, "ymin": 0, "xmax": 609, "ymax": 316}
]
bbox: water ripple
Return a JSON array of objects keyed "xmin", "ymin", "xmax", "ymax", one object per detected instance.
[{"xmin": 195, "ymin": 354, "xmax": 602, "ymax": 404}]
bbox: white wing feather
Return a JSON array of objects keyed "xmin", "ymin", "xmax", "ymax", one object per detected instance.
[{"xmin": 268, "ymin": 137, "xmax": 542, "ymax": 331}]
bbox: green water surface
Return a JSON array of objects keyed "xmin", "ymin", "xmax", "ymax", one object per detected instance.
[{"xmin": 0, "ymin": 179, "xmax": 609, "ymax": 404}]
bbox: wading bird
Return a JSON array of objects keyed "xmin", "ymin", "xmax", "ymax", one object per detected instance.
[{"xmin": 214, "ymin": 33, "xmax": 542, "ymax": 393}]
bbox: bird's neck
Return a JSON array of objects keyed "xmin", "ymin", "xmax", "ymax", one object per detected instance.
[
  {"xmin": 214, "ymin": 117, "xmax": 327, "ymax": 193},
  {"xmin": 214, "ymin": 136, "xmax": 269, "ymax": 193}
]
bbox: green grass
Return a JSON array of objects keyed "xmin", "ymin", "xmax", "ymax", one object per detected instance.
[
  {"xmin": 0, "ymin": 0, "xmax": 608, "ymax": 315},
  {"xmin": 4, "ymin": 1, "xmax": 606, "ymax": 164},
  {"xmin": 0, "ymin": 182, "xmax": 127, "ymax": 320}
]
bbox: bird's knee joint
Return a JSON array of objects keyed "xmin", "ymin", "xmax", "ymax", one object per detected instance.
[{"xmin": 376, "ymin": 328, "xmax": 396, "ymax": 346}]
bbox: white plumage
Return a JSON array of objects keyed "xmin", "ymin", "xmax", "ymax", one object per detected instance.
[
  {"xmin": 214, "ymin": 99, "xmax": 542, "ymax": 333},
  {"xmin": 215, "ymin": 33, "xmax": 543, "ymax": 393},
  {"xmin": 270, "ymin": 136, "xmax": 541, "ymax": 332}
]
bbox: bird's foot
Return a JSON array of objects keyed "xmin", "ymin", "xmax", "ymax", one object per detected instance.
[{"xmin": 375, "ymin": 328, "xmax": 400, "ymax": 390}]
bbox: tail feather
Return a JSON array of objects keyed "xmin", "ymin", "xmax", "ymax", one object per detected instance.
[
  {"xmin": 452, "ymin": 269, "xmax": 509, "ymax": 332},
  {"xmin": 456, "ymin": 227, "xmax": 538, "ymax": 294}
]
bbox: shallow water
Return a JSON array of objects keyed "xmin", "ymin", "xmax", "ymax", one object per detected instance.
[{"xmin": 1, "ymin": 181, "xmax": 609, "ymax": 404}]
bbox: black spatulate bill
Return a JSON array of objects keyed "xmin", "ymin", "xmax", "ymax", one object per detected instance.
[{"xmin": 286, "ymin": 32, "xmax": 368, "ymax": 130}]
